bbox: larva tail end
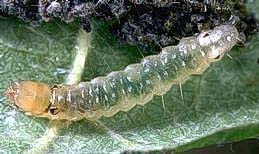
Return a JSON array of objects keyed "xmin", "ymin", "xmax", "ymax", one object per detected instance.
[
  {"xmin": 198, "ymin": 25, "xmax": 239, "ymax": 60},
  {"xmin": 5, "ymin": 81, "xmax": 51, "ymax": 116}
]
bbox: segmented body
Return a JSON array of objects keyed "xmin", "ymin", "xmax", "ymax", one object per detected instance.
[
  {"xmin": 5, "ymin": 24, "xmax": 239, "ymax": 121},
  {"xmin": 46, "ymin": 24, "xmax": 239, "ymax": 121}
]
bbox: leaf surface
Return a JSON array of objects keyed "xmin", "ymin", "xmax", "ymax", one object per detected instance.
[{"xmin": 0, "ymin": 2, "xmax": 258, "ymax": 153}]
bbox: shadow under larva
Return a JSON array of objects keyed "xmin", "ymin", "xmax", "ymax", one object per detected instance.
[{"xmin": 5, "ymin": 24, "xmax": 239, "ymax": 122}]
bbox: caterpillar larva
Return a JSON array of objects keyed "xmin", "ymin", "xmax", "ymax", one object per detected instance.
[{"xmin": 5, "ymin": 24, "xmax": 239, "ymax": 121}]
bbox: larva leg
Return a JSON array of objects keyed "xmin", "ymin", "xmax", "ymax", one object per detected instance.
[{"xmin": 226, "ymin": 53, "xmax": 233, "ymax": 60}]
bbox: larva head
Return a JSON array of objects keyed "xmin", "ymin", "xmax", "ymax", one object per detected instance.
[
  {"xmin": 5, "ymin": 81, "xmax": 51, "ymax": 116},
  {"xmin": 197, "ymin": 25, "xmax": 239, "ymax": 61}
]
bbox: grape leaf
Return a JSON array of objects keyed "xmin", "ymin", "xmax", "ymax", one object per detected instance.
[{"xmin": 0, "ymin": 1, "xmax": 258, "ymax": 153}]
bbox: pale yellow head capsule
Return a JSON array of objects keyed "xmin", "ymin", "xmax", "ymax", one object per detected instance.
[
  {"xmin": 5, "ymin": 81, "xmax": 83, "ymax": 121},
  {"xmin": 5, "ymin": 81, "xmax": 51, "ymax": 117}
]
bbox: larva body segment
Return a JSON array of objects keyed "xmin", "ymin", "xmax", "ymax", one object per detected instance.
[{"xmin": 5, "ymin": 24, "xmax": 239, "ymax": 121}]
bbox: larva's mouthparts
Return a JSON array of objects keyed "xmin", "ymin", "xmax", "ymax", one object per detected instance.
[{"xmin": 5, "ymin": 81, "xmax": 51, "ymax": 116}]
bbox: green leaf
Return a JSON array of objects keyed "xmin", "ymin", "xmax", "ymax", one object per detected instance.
[{"xmin": 0, "ymin": 2, "xmax": 258, "ymax": 153}]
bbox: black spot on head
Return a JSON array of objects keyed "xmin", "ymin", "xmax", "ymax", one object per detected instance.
[
  {"xmin": 51, "ymin": 84, "xmax": 59, "ymax": 90},
  {"xmin": 49, "ymin": 107, "xmax": 59, "ymax": 115},
  {"xmin": 257, "ymin": 58, "xmax": 259, "ymax": 64}
]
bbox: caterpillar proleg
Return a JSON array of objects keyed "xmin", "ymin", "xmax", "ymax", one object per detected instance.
[{"xmin": 5, "ymin": 24, "xmax": 239, "ymax": 121}]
